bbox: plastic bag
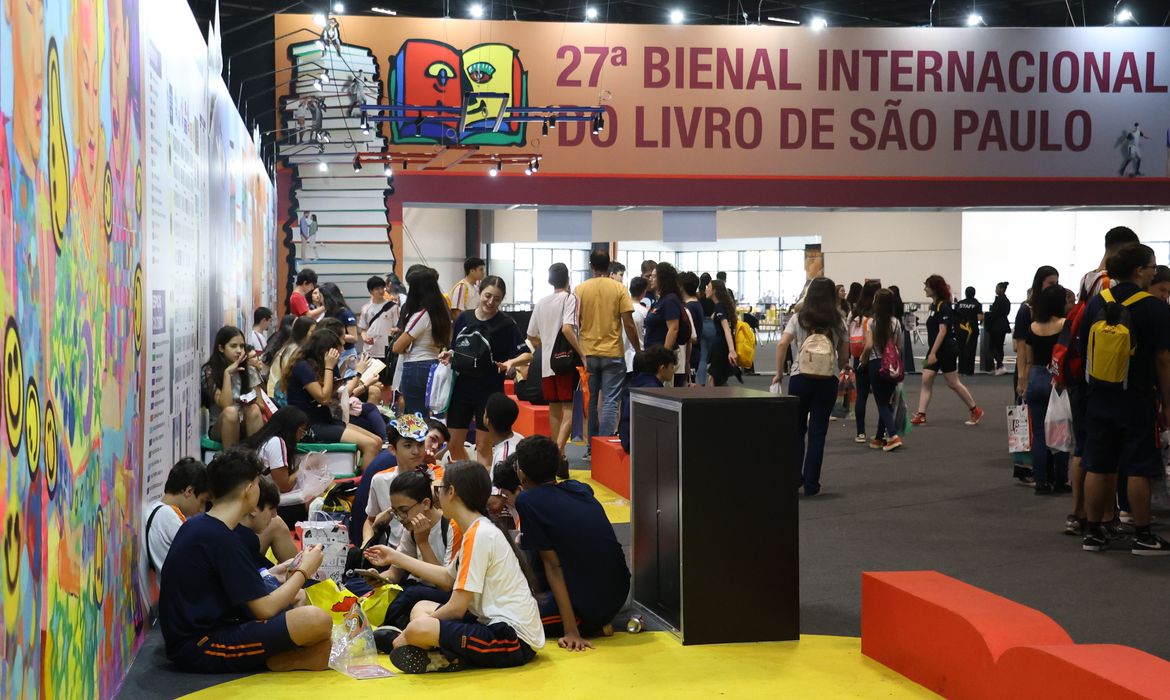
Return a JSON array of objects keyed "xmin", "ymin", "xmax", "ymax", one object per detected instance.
[
  {"xmin": 281, "ymin": 452, "xmax": 333, "ymax": 505},
  {"xmin": 328, "ymin": 601, "xmax": 394, "ymax": 679},
  {"xmin": 306, "ymin": 578, "xmax": 400, "ymax": 625},
  {"xmin": 1006, "ymin": 404, "xmax": 1031, "ymax": 453},
  {"xmin": 427, "ymin": 362, "xmax": 455, "ymax": 416},
  {"xmin": 297, "ymin": 514, "xmax": 350, "ymax": 585},
  {"xmin": 1044, "ymin": 387, "xmax": 1075, "ymax": 453},
  {"xmin": 893, "ymin": 385, "xmax": 912, "ymax": 437}
]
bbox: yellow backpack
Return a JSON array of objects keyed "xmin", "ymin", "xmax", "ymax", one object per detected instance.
[
  {"xmin": 735, "ymin": 320, "xmax": 756, "ymax": 368},
  {"xmin": 1085, "ymin": 288, "xmax": 1150, "ymax": 387}
]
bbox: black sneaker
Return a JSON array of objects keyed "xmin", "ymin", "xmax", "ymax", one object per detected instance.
[
  {"xmin": 1082, "ymin": 531, "xmax": 1108, "ymax": 552},
  {"xmin": 1104, "ymin": 519, "xmax": 1134, "ymax": 540},
  {"xmin": 1132, "ymin": 534, "xmax": 1170, "ymax": 556},
  {"xmin": 373, "ymin": 626, "xmax": 402, "ymax": 654},
  {"xmin": 557, "ymin": 455, "xmax": 570, "ymax": 480},
  {"xmin": 1064, "ymin": 515, "xmax": 1083, "ymax": 536},
  {"xmin": 390, "ymin": 645, "xmax": 464, "ymax": 674}
]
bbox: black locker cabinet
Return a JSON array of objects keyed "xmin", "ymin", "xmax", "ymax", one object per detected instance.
[{"xmin": 630, "ymin": 386, "xmax": 800, "ymax": 645}]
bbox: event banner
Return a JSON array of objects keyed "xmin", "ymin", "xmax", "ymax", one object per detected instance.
[{"xmin": 274, "ymin": 17, "xmax": 1170, "ymax": 178}]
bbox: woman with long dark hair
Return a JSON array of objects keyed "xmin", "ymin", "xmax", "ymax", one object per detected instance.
[
  {"xmin": 444, "ymin": 276, "xmax": 532, "ymax": 465},
  {"xmin": 261, "ymin": 314, "xmax": 295, "ymax": 367},
  {"xmin": 319, "ymin": 281, "xmax": 360, "ymax": 356},
  {"xmin": 282, "ymin": 329, "xmax": 382, "ymax": 468},
  {"xmin": 1016, "ymin": 284, "xmax": 1069, "ymax": 494},
  {"xmin": 772, "ymin": 278, "xmax": 849, "ymax": 496},
  {"xmin": 201, "ymin": 325, "xmax": 265, "ymax": 447},
  {"xmin": 912, "ymin": 275, "xmax": 982, "ymax": 426},
  {"xmin": 705, "ymin": 280, "xmax": 741, "ymax": 386},
  {"xmin": 1012, "ymin": 266, "xmax": 1060, "ymax": 399},
  {"xmin": 644, "ymin": 262, "xmax": 690, "ymax": 386},
  {"xmin": 862, "ymin": 289, "xmax": 904, "ymax": 451},
  {"xmin": 243, "ymin": 405, "xmax": 309, "ymax": 493},
  {"xmin": 392, "ymin": 267, "xmax": 453, "ymax": 418},
  {"xmin": 848, "ymin": 280, "xmax": 882, "ymax": 443},
  {"xmin": 267, "ymin": 315, "xmax": 316, "ymax": 397},
  {"xmin": 889, "ymin": 285, "xmax": 915, "ymax": 374},
  {"xmin": 696, "ymin": 272, "xmax": 718, "ymax": 385}
]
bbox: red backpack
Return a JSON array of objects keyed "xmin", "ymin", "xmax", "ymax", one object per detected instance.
[{"xmin": 1051, "ymin": 301, "xmax": 1088, "ymax": 386}]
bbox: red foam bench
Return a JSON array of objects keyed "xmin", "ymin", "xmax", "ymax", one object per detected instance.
[
  {"xmin": 504, "ymin": 379, "xmax": 515, "ymax": 396},
  {"xmin": 514, "ymin": 400, "xmax": 550, "ymax": 437},
  {"xmin": 995, "ymin": 644, "xmax": 1170, "ymax": 700},
  {"xmin": 861, "ymin": 571, "xmax": 1073, "ymax": 700},
  {"xmin": 590, "ymin": 437, "xmax": 630, "ymax": 499}
]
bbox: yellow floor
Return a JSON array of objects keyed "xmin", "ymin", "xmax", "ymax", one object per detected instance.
[
  {"xmin": 570, "ymin": 468, "xmax": 630, "ymax": 524},
  {"xmin": 180, "ymin": 633, "xmax": 936, "ymax": 699}
]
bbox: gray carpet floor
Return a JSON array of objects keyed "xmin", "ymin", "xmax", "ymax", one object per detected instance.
[{"xmin": 119, "ymin": 345, "xmax": 1170, "ymax": 697}]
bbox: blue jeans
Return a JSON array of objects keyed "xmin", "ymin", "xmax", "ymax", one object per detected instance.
[
  {"xmin": 587, "ymin": 356, "xmax": 627, "ymax": 439},
  {"xmin": 1024, "ymin": 366, "xmax": 1069, "ymax": 487},
  {"xmin": 789, "ymin": 373, "xmax": 839, "ymax": 495},
  {"xmin": 697, "ymin": 318, "xmax": 717, "ymax": 386},
  {"xmin": 853, "ymin": 356, "xmax": 871, "ymax": 437},
  {"xmin": 868, "ymin": 359, "xmax": 897, "ymax": 441},
  {"xmin": 400, "ymin": 359, "xmax": 438, "ymax": 418}
]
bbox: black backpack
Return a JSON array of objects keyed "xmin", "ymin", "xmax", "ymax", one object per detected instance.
[{"xmin": 451, "ymin": 322, "xmax": 495, "ymax": 377}]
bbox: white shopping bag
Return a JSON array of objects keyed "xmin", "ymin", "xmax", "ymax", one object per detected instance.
[
  {"xmin": 1044, "ymin": 388, "xmax": 1075, "ymax": 454},
  {"xmin": 279, "ymin": 452, "xmax": 334, "ymax": 506},
  {"xmin": 1006, "ymin": 404, "xmax": 1031, "ymax": 454},
  {"xmin": 297, "ymin": 514, "xmax": 349, "ymax": 585}
]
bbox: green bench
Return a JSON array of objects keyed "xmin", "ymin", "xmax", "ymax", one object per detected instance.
[{"xmin": 200, "ymin": 436, "xmax": 361, "ymax": 477}]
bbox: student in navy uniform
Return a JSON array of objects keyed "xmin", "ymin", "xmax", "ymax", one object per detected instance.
[
  {"xmin": 1076, "ymin": 243, "xmax": 1170, "ymax": 555},
  {"xmin": 954, "ymin": 287, "xmax": 982, "ymax": 375},
  {"xmin": 159, "ymin": 448, "xmax": 332, "ymax": 673},
  {"xmin": 619, "ymin": 346, "xmax": 677, "ymax": 453},
  {"xmin": 912, "ymin": 275, "xmax": 983, "ymax": 427},
  {"xmin": 514, "ymin": 435, "xmax": 630, "ymax": 650},
  {"xmin": 984, "ymin": 282, "xmax": 1011, "ymax": 375},
  {"xmin": 644, "ymin": 262, "xmax": 688, "ymax": 386}
]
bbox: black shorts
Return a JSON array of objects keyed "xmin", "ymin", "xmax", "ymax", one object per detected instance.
[
  {"xmin": 1082, "ymin": 390, "xmax": 1161, "ymax": 477},
  {"xmin": 171, "ymin": 613, "xmax": 296, "ymax": 674},
  {"xmin": 923, "ymin": 344, "xmax": 958, "ymax": 374},
  {"xmin": 1067, "ymin": 383, "xmax": 1087, "ymax": 458},
  {"xmin": 537, "ymin": 592, "xmax": 614, "ymax": 638},
  {"xmin": 446, "ymin": 399, "xmax": 486, "ymax": 431},
  {"xmin": 437, "ymin": 619, "xmax": 536, "ymax": 668},
  {"xmin": 305, "ymin": 420, "xmax": 346, "ymax": 443}
]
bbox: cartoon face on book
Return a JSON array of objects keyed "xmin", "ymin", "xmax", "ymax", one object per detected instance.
[{"xmin": 390, "ymin": 39, "xmax": 527, "ymax": 146}]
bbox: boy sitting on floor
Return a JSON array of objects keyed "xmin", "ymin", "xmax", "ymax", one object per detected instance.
[
  {"xmin": 159, "ymin": 448, "xmax": 333, "ymax": 673},
  {"xmin": 484, "ymin": 393, "xmax": 524, "ymax": 468},
  {"xmin": 364, "ymin": 460, "xmax": 545, "ymax": 673},
  {"xmin": 365, "ymin": 413, "xmax": 432, "ymax": 546},
  {"xmin": 235, "ymin": 476, "xmax": 298, "ymax": 566},
  {"xmin": 145, "ymin": 457, "xmax": 210, "ymax": 572},
  {"xmin": 619, "ymin": 346, "xmax": 677, "ymax": 453},
  {"xmin": 514, "ymin": 435, "xmax": 630, "ymax": 651}
]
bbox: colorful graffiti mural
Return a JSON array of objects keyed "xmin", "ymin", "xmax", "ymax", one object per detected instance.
[{"xmin": 1, "ymin": 0, "xmax": 275, "ymax": 696}]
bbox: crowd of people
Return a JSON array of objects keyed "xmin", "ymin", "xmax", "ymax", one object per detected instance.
[{"xmin": 160, "ymin": 225, "xmax": 1170, "ymax": 680}]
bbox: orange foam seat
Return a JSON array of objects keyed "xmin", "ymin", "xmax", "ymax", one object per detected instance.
[
  {"xmin": 861, "ymin": 571, "xmax": 1073, "ymax": 700},
  {"xmin": 590, "ymin": 437, "xmax": 629, "ymax": 499},
  {"xmin": 504, "ymin": 379, "xmax": 516, "ymax": 396},
  {"xmin": 514, "ymin": 400, "xmax": 550, "ymax": 437},
  {"xmin": 995, "ymin": 644, "xmax": 1170, "ymax": 700}
]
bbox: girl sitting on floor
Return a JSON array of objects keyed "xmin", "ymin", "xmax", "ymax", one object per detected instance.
[
  {"xmin": 242, "ymin": 406, "xmax": 309, "ymax": 494},
  {"xmin": 202, "ymin": 325, "xmax": 266, "ymax": 447}
]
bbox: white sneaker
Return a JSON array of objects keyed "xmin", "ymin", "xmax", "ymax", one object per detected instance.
[{"xmin": 854, "ymin": 434, "xmax": 867, "ymax": 443}]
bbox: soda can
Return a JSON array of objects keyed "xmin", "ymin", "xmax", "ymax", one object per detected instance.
[{"xmin": 626, "ymin": 614, "xmax": 644, "ymax": 634}]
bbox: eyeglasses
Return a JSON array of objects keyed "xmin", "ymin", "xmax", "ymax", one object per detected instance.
[{"xmin": 392, "ymin": 501, "xmax": 423, "ymax": 522}]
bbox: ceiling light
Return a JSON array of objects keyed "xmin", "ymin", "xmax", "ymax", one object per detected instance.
[
  {"xmin": 371, "ymin": 6, "xmax": 397, "ymax": 15},
  {"xmin": 810, "ymin": 17, "xmax": 828, "ymax": 30},
  {"xmin": 333, "ymin": 2, "xmax": 345, "ymax": 12},
  {"xmin": 585, "ymin": 6, "xmax": 598, "ymax": 20},
  {"xmin": 489, "ymin": 166, "xmax": 498, "ymax": 177},
  {"xmin": 541, "ymin": 120, "xmax": 549, "ymax": 136},
  {"xmin": 320, "ymin": 70, "xmax": 330, "ymax": 83},
  {"xmin": 312, "ymin": 13, "xmax": 327, "ymax": 27},
  {"xmin": 766, "ymin": 17, "xmax": 800, "ymax": 24},
  {"xmin": 384, "ymin": 165, "xmax": 393, "ymax": 177},
  {"xmin": 1116, "ymin": 8, "xmax": 1135, "ymax": 23},
  {"xmin": 669, "ymin": 8, "xmax": 684, "ymax": 24},
  {"xmin": 470, "ymin": 3, "xmax": 484, "ymax": 18},
  {"xmin": 352, "ymin": 156, "xmax": 362, "ymax": 173},
  {"xmin": 314, "ymin": 40, "xmax": 325, "ymax": 51},
  {"xmin": 317, "ymin": 161, "xmax": 328, "ymax": 172},
  {"xmin": 525, "ymin": 164, "xmax": 533, "ymax": 175},
  {"xmin": 313, "ymin": 78, "xmax": 322, "ymax": 91},
  {"xmin": 966, "ymin": 13, "xmax": 983, "ymax": 26}
]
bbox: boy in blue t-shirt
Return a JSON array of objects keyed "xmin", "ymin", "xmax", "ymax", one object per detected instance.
[
  {"xmin": 159, "ymin": 448, "xmax": 333, "ymax": 673},
  {"xmin": 514, "ymin": 435, "xmax": 631, "ymax": 650}
]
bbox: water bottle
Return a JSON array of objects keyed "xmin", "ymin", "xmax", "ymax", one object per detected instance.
[{"xmin": 625, "ymin": 614, "xmax": 644, "ymax": 634}]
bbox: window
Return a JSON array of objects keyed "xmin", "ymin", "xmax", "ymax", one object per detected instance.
[{"xmin": 492, "ymin": 243, "xmax": 592, "ymax": 306}]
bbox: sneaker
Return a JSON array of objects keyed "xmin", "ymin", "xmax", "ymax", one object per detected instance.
[
  {"xmin": 993, "ymin": 367, "xmax": 1007, "ymax": 376},
  {"xmin": 390, "ymin": 645, "xmax": 464, "ymax": 674},
  {"xmin": 910, "ymin": 412, "xmax": 927, "ymax": 426},
  {"xmin": 829, "ymin": 415, "xmax": 839, "ymax": 421},
  {"xmin": 883, "ymin": 436, "xmax": 903, "ymax": 452},
  {"xmin": 1119, "ymin": 511, "xmax": 1136, "ymax": 525},
  {"xmin": 1104, "ymin": 519, "xmax": 1134, "ymax": 541},
  {"xmin": 869, "ymin": 438, "xmax": 884, "ymax": 449},
  {"xmin": 557, "ymin": 455, "xmax": 570, "ymax": 480},
  {"xmin": 1064, "ymin": 515, "xmax": 1083, "ymax": 536},
  {"xmin": 1132, "ymin": 534, "xmax": 1170, "ymax": 556},
  {"xmin": 373, "ymin": 626, "xmax": 403, "ymax": 654},
  {"xmin": 854, "ymin": 434, "xmax": 867, "ymax": 443},
  {"xmin": 965, "ymin": 406, "xmax": 985, "ymax": 426},
  {"xmin": 1082, "ymin": 531, "xmax": 1108, "ymax": 552}
]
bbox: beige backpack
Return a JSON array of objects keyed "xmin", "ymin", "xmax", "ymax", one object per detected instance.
[{"xmin": 798, "ymin": 328, "xmax": 837, "ymax": 377}]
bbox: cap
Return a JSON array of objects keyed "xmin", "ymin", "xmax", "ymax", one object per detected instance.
[{"xmin": 389, "ymin": 413, "xmax": 429, "ymax": 441}]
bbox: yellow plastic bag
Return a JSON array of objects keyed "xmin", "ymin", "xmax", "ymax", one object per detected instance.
[{"xmin": 304, "ymin": 578, "xmax": 401, "ymax": 626}]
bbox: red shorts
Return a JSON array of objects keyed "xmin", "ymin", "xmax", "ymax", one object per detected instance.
[{"xmin": 541, "ymin": 374, "xmax": 577, "ymax": 403}]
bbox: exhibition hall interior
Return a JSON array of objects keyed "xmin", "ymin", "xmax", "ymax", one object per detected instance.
[{"xmin": 2, "ymin": 0, "xmax": 1170, "ymax": 697}]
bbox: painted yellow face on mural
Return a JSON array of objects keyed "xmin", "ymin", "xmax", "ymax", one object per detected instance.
[
  {"xmin": 461, "ymin": 44, "xmax": 518, "ymax": 128},
  {"xmin": 24, "ymin": 380, "xmax": 40, "ymax": 479},
  {"xmin": 108, "ymin": 0, "xmax": 131, "ymax": 179},
  {"xmin": 43, "ymin": 399, "xmax": 58, "ymax": 496},
  {"xmin": 4, "ymin": 319, "xmax": 24, "ymax": 453},
  {"xmin": 70, "ymin": 0, "xmax": 104, "ymax": 205},
  {"xmin": 4, "ymin": 0, "xmax": 46, "ymax": 175}
]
